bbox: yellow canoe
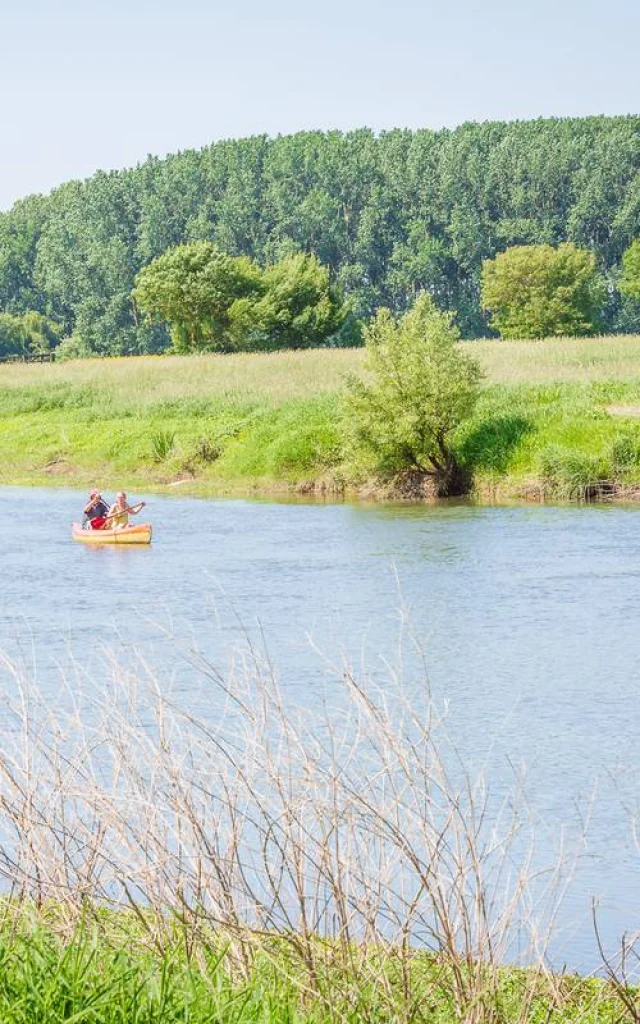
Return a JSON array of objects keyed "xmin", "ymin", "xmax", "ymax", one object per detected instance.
[{"xmin": 72, "ymin": 523, "xmax": 152, "ymax": 545}]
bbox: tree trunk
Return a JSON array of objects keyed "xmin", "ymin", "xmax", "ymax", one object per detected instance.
[{"xmin": 431, "ymin": 451, "xmax": 472, "ymax": 497}]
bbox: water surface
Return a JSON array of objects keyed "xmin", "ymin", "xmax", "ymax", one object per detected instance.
[{"xmin": 2, "ymin": 486, "xmax": 640, "ymax": 967}]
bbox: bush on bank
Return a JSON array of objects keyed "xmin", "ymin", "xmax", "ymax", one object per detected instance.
[{"xmin": 346, "ymin": 295, "xmax": 483, "ymax": 496}]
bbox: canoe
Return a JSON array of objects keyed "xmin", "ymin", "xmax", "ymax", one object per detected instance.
[{"xmin": 72, "ymin": 523, "xmax": 152, "ymax": 546}]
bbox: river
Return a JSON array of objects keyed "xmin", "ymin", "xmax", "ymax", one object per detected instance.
[{"xmin": 2, "ymin": 485, "xmax": 640, "ymax": 968}]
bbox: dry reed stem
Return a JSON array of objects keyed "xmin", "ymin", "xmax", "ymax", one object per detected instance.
[{"xmin": 0, "ymin": 632, "xmax": 626, "ymax": 1023}]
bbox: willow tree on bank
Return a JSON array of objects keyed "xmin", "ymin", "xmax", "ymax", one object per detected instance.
[{"xmin": 347, "ymin": 294, "xmax": 482, "ymax": 496}]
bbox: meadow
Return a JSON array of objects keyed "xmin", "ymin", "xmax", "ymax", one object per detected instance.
[{"xmin": 3, "ymin": 336, "xmax": 640, "ymax": 498}]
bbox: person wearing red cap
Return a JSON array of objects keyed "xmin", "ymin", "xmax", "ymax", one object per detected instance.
[{"xmin": 82, "ymin": 489, "xmax": 110, "ymax": 529}]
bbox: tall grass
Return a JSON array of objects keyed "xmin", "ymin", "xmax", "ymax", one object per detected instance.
[
  {"xmin": 2, "ymin": 334, "xmax": 640, "ymax": 402},
  {"xmin": 0, "ymin": 635, "xmax": 635, "ymax": 1021},
  {"xmin": 3, "ymin": 337, "xmax": 640, "ymax": 495}
]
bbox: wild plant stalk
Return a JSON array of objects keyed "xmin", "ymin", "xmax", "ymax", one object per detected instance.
[{"xmin": 0, "ymin": 637, "xmax": 624, "ymax": 1022}]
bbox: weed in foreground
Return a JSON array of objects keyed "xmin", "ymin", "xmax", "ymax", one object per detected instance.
[{"xmin": 0, "ymin": 633, "xmax": 634, "ymax": 1023}]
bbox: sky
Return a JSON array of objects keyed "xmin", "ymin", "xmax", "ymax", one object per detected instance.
[{"xmin": 1, "ymin": 0, "xmax": 639, "ymax": 211}]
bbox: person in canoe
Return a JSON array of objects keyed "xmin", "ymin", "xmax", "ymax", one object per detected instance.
[
  {"xmin": 82, "ymin": 489, "xmax": 110, "ymax": 529},
  {"xmin": 105, "ymin": 491, "xmax": 146, "ymax": 530}
]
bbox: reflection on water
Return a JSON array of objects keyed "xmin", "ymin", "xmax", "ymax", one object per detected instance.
[{"xmin": 2, "ymin": 485, "xmax": 640, "ymax": 968}]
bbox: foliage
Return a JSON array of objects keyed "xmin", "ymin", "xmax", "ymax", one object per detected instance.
[
  {"xmin": 537, "ymin": 444, "xmax": 611, "ymax": 500},
  {"xmin": 54, "ymin": 333, "xmax": 95, "ymax": 361},
  {"xmin": 229, "ymin": 252, "xmax": 348, "ymax": 350},
  {"xmin": 2, "ymin": 118, "xmax": 640, "ymax": 354},
  {"xmin": 619, "ymin": 238, "xmax": 640, "ymax": 302},
  {"xmin": 0, "ymin": 904, "xmax": 623, "ymax": 1024},
  {"xmin": 150, "ymin": 428, "xmax": 176, "ymax": 462},
  {"xmin": 610, "ymin": 426, "xmax": 640, "ymax": 471},
  {"xmin": 0, "ymin": 310, "xmax": 61, "ymax": 359},
  {"xmin": 481, "ymin": 243, "xmax": 606, "ymax": 338},
  {"xmin": 346, "ymin": 294, "xmax": 483, "ymax": 494},
  {"xmin": 133, "ymin": 241, "xmax": 263, "ymax": 352},
  {"xmin": 0, "ymin": 315, "xmax": 27, "ymax": 359},
  {"xmin": 134, "ymin": 245, "xmax": 347, "ymax": 353}
]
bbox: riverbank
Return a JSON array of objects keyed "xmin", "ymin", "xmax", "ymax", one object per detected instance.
[
  {"xmin": 0, "ymin": 910, "xmax": 621, "ymax": 1024},
  {"xmin": 3, "ymin": 337, "xmax": 640, "ymax": 501}
]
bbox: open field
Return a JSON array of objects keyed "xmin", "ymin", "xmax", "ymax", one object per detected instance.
[
  {"xmin": 3, "ymin": 336, "xmax": 640, "ymax": 497},
  {"xmin": 4, "ymin": 334, "xmax": 640, "ymax": 400},
  {"xmin": 0, "ymin": 348, "xmax": 363, "ymax": 406}
]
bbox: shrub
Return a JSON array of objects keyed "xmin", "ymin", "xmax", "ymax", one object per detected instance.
[
  {"xmin": 150, "ymin": 428, "xmax": 176, "ymax": 462},
  {"xmin": 346, "ymin": 294, "xmax": 482, "ymax": 495},
  {"xmin": 538, "ymin": 444, "xmax": 611, "ymax": 500},
  {"xmin": 610, "ymin": 428, "xmax": 640, "ymax": 472},
  {"xmin": 54, "ymin": 334, "xmax": 94, "ymax": 362},
  {"xmin": 481, "ymin": 243, "xmax": 605, "ymax": 339}
]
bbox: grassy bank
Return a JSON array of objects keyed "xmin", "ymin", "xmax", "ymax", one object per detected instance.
[
  {"xmin": 3, "ymin": 337, "xmax": 640, "ymax": 499},
  {"xmin": 0, "ymin": 912, "xmax": 623, "ymax": 1024}
]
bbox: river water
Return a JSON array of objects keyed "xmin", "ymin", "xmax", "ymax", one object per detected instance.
[{"xmin": 2, "ymin": 485, "xmax": 640, "ymax": 968}]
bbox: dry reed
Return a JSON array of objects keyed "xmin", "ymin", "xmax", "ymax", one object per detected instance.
[{"xmin": 0, "ymin": 635, "xmax": 634, "ymax": 1022}]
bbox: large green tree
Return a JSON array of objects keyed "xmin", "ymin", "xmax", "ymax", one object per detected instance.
[
  {"xmin": 480, "ymin": 243, "xmax": 605, "ymax": 338},
  {"xmin": 133, "ymin": 242, "xmax": 263, "ymax": 352},
  {"xmin": 135, "ymin": 245, "xmax": 348, "ymax": 352},
  {"xmin": 229, "ymin": 253, "xmax": 348, "ymax": 350},
  {"xmin": 347, "ymin": 294, "xmax": 482, "ymax": 495}
]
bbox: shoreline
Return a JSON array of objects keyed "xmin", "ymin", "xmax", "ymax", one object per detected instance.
[
  {"xmin": 4, "ymin": 467, "xmax": 640, "ymax": 506},
  {"xmin": 4, "ymin": 338, "xmax": 640, "ymax": 507}
]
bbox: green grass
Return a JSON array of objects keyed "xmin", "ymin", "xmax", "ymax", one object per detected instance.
[
  {"xmin": 0, "ymin": 911, "xmax": 623, "ymax": 1024},
  {"xmin": 3, "ymin": 337, "xmax": 640, "ymax": 498},
  {"xmin": 457, "ymin": 377, "xmax": 640, "ymax": 498}
]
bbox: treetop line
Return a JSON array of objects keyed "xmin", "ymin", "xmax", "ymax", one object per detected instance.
[{"xmin": 2, "ymin": 116, "xmax": 640, "ymax": 357}]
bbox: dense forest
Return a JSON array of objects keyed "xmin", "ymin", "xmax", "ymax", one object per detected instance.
[{"xmin": 2, "ymin": 116, "xmax": 640, "ymax": 354}]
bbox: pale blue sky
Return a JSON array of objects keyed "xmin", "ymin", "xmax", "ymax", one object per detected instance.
[{"xmin": 2, "ymin": 0, "xmax": 639, "ymax": 211}]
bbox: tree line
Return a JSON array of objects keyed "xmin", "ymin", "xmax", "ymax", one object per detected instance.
[{"xmin": 2, "ymin": 116, "xmax": 640, "ymax": 356}]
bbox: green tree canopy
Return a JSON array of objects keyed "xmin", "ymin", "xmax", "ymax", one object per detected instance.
[
  {"xmin": 133, "ymin": 242, "xmax": 263, "ymax": 353},
  {"xmin": 0, "ymin": 311, "xmax": 62, "ymax": 359},
  {"xmin": 135, "ymin": 245, "xmax": 348, "ymax": 352},
  {"xmin": 347, "ymin": 293, "xmax": 483, "ymax": 495},
  {"xmin": 229, "ymin": 253, "xmax": 348, "ymax": 350},
  {"xmin": 481, "ymin": 243, "xmax": 605, "ymax": 339},
  {"xmin": 619, "ymin": 239, "xmax": 640, "ymax": 302},
  {"xmin": 0, "ymin": 314, "xmax": 26, "ymax": 358}
]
